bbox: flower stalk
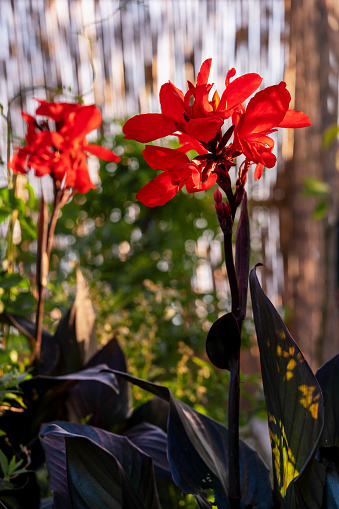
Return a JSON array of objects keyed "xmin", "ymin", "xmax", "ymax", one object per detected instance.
[{"xmin": 121, "ymin": 57, "xmax": 311, "ymax": 504}]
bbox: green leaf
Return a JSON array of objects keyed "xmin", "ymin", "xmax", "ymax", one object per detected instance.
[
  {"xmin": 25, "ymin": 183, "xmax": 37, "ymax": 210},
  {"xmin": 322, "ymin": 124, "xmax": 339, "ymax": 149},
  {"xmin": 313, "ymin": 200, "xmax": 328, "ymax": 220},
  {"xmin": 0, "ymin": 450, "xmax": 9, "ymax": 478},
  {"xmin": 4, "ymin": 292, "xmax": 36, "ymax": 314},
  {"xmin": 0, "ymin": 273, "xmax": 28, "ymax": 289},
  {"xmin": 303, "ymin": 177, "xmax": 330, "ymax": 197},
  {"xmin": 8, "ymin": 456, "xmax": 23, "ymax": 476},
  {"xmin": 0, "ymin": 188, "xmax": 26, "ymax": 215},
  {"xmin": 250, "ymin": 267, "xmax": 324, "ymax": 507},
  {"xmin": 0, "ymin": 210, "xmax": 10, "ymax": 224},
  {"xmin": 18, "ymin": 216, "xmax": 37, "ymax": 240}
]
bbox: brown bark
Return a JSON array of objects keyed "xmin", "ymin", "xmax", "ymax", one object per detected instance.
[{"xmin": 278, "ymin": 0, "xmax": 339, "ymax": 370}]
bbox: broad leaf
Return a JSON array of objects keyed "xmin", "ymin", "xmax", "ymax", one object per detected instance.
[
  {"xmin": 127, "ymin": 396, "xmax": 169, "ymax": 433},
  {"xmin": 316, "ymin": 354, "xmax": 339, "ymax": 447},
  {"xmin": 249, "ymin": 267, "xmax": 324, "ymax": 507},
  {"xmin": 322, "ymin": 460, "xmax": 339, "ymax": 508},
  {"xmin": 124, "ymin": 423, "xmax": 170, "ymax": 478},
  {"xmin": 104, "ymin": 369, "xmax": 274, "ymax": 509},
  {"xmin": 206, "ymin": 312, "xmax": 240, "ymax": 370},
  {"xmin": 65, "ymin": 337, "xmax": 132, "ymax": 428},
  {"xmin": 40, "ymin": 422, "xmax": 161, "ymax": 509},
  {"xmin": 0, "ymin": 365, "xmax": 118, "ymax": 456},
  {"xmin": 0, "ymin": 313, "xmax": 57, "ymax": 373},
  {"xmin": 38, "ymin": 363, "xmax": 119, "ymax": 393}
]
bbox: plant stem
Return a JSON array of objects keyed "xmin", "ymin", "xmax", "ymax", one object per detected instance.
[
  {"xmin": 228, "ymin": 356, "xmax": 240, "ymax": 508},
  {"xmin": 223, "ymin": 225, "xmax": 241, "ymax": 507},
  {"xmin": 33, "ymin": 188, "xmax": 72, "ymax": 364},
  {"xmin": 33, "ymin": 197, "xmax": 48, "ymax": 363},
  {"xmin": 223, "ymin": 229, "xmax": 240, "ymax": 317}
]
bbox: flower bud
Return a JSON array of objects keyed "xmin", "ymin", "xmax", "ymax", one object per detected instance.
[{"xmin": 214, "ymin": 187, "xmax": 223, "ymax": 205}]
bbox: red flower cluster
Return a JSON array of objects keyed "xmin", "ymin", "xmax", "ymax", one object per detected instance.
[
  {"xmin": 9, "ymin": 101, "xmax": 120, "ymax": 194},
  {"xmin": 123, "ymin": 59, "xmax": 310, "ymax": 206}
]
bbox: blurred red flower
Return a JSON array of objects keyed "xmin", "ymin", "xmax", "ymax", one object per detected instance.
[{"xmin": 9, "ymin": 100, "xmax": 120, "ymax": 194}]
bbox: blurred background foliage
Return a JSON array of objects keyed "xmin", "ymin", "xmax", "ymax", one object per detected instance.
[{"xmin": 0, "ymin": 124, "xmax": 263, "ymax": 428}]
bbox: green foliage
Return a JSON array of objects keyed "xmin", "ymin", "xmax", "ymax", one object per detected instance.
[
  {"xmin": 0, "ymin": 450, "xmax": 28, "ymax": 482},
  {"xmin": 322, "ymin": 124, "xmax": 339, "ymax": 149},
  {"xmin": 302, "ymin": 177, "xmax": 330, "ymax": 220}
]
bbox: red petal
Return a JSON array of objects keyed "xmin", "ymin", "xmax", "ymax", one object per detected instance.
[
  {"xmin": 225, "ymin": 68, "xmax": 236, "ymax": 87},
  {"xmin": 254, "ymin": 163, "xmax": 264, "ymax": 181},
  {"xmin": 136, "ymin": 171, "xmax": 187, "ymax": 206},
  {"xmin": 218, "ymin": 73, "xmax": 262, "ymax": 112},
  {"xmin": 278, "ymin": 109, "xmax": 311, "ymax": 128},
  {"xmin": 62, "ymin": 105, "xmax": 102, "ymax": 140},
  {"xmin": 8, "ymin": 151, "xmax": 28, "ymax": 174},
  {"xmin": 185, "ymin": 117, "xmax": 223, "ymax": 142},
  {"xmin": 143, "ymin": 145, "xmax": 189, "ymax": 170},
  {"xmin": 35, "ymin": 100, "xmax": 81, "ymax": 121},
  {"xmin": 185, "ymin": 171, "xmax": 217, "ymax": 192},
  {"xmin": 85, "ymin": 144, "xmax": 120, "ymax": 162},
  {"xmin": 123, "ymin": 114, "xmax": 176, "ymax": 143},
  {"xmin": 240, "ymin": 82, "xmax": 290, "ymax": 135},
  {"xmin": 176, "ymin": 134, "xmax": 208, "ymax": 155},
  {"xmin": 197, "ymin": 59, "xmax": 212, "ymax": 86},
  {"xmin": 160, "ymin": 82, "xmax": 185, "ymax": 122},
  {"xmin": 74, "ymin": 168, "xmax": 96, "ymax": 194}
]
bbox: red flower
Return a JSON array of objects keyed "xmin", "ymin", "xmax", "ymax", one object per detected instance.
[
  {"xmin": 136, "ymin": 146, "xmax": 217, "ymax": 206},
  {"xmin": 233, "ymin": 82, "xmax": 311, "ymax": 179},
  {"xmin": 123, "ymin": 58, "xmax": 311, "ymax": 206},
  {"xmin": 123, "ymin": 59, "xmax": 262, "ymax": 144},
  {"xmin": 9, "ymin": 101, "xmax": 120, "ymax": 194}
]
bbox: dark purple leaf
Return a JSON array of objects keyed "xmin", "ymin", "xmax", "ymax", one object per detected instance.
[
  {"xmin": 205, "ymin": 312, "xmax": 240, "ymax": 370},
  {"xmin": 127, "ymin": 397, "xmax": 169, "ymax": 433},
  {"xmin": 38, "ymin": 363, "xmax": 119, "ymax": 393},
  {"xmin": 103, "ymin": 370, "xmax": 274, "ymax": 509},
  {"xmin": 40, "ymin": 422, "xmax": 161, "ymax": 509},
  {"xmin": 316, "ymin": 354, "xmax": 339, "ymax": 447},
  {"xmin": 322, "ymin": 461, "xmax": 339, "ymax": 508},
  {"xmin": 10, "ymin": 365, "xmax": 119, "ymax": 447},
  {"xmin": 124, "ymin": 423, "xmax": 170, "ymax": 478},
  {"xmin": 0, "ymin": 313, "xmax": 58, "ymax": 375},
  {"xmin": 65, "ymin": 336, "xmax": 132, "ymax": 428},
  {"xmin": 250, "ymin": 266, "xmax": 324, "ymax": 507}
]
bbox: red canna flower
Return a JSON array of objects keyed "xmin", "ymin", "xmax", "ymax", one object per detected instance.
[
  {"xmin": 136, "ymin": 145, "xmax": 217, "ymax": 206},
  {"xmin": 123, "ymin": 59, "xmax": 262, "ymax": 145},
  {"xmin": 9, "ymin": 100, "xmax": 120, "ymax": 194},
  {"xmin": 233, "ymin": 82, "xmax": 311, "ymax": 180},
  {"xmin": 123, "ymin": 58, "xmax": 311, "ymax": 206}
]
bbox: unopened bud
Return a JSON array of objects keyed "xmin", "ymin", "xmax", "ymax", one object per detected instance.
[
  {"xmin": 215, "ymin": 193, "xmax": 232, "ymax": 233},
  {"xmin": 214, "ymin": 187, "xmax": 223, "ymax": 205}
]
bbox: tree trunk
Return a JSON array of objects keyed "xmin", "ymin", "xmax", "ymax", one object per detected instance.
[{"xmin": 278, "ymin": 0, "xmax": 339, "ymax": 370}]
